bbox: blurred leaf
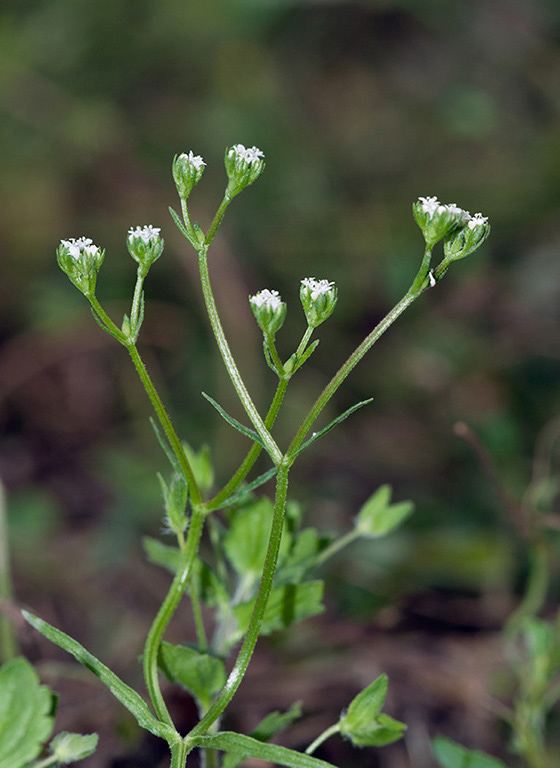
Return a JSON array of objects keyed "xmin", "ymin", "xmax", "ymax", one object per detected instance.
[
  {"xmin": 158, "ymin": 642, "xmax": 226, "ymax": 703},
  {"xmin": 338, "ymin": 674, "xmax": 406, "ymax": 747},
  {"xmin": 49, "ymin": 731, "xmax": 99, "ymax": 763},
  {"xmin": 223, "ymin": 702, "xmax": 303, "ymax": 768},
  {"xmin": 432, "ymin": 736, "xmax": 509, "ymax": 768},
  {"xmin": 143, "ymin": 536, "xmax": 181, "ymax": 574},
  {"xmin": 182, "ymin": 441, "xmax": 214, "ymax": 495},
  {"xmin": 0, "ymin": 657, "xmax": 54, "ymax": 768},
  {"xmin": 355, "ymin": 485, "xmax": 414, "ymax": 538},
  {"xmin": 233, "ymin": 581, "xmax": 324, "ymax": 641}
]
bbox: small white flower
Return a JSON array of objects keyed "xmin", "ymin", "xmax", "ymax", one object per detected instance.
[
  {"xmin": 180, "ymin": 150, "xmax": 206, "ymax": 171},
  {"xmin": 128, "ymin": 225, "xmax": 161, "ymax": 243},
  {"xmin": 61, "ymin": 237, "xmax": 99, "ymax": 260},
  {"xmin": 231, "ymin": 144, "xmax": 265, "ymax": 164},
  {"xmin": 467, "ymin": 212, "xmax": 489, "ymax": 229},
  {"xmin": 250, "ymin": 289, "xmax": 282, "ymax": 309},
  {"xmin": 417, "ymin": 196, "xmax": 441, "ymax": 219},
  {"xmin": 301, "ymin": 277, "xmax": 335, "ymax": 301}
]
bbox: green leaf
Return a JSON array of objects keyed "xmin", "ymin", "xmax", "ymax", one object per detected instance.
[
  {"xmin": 158, "ymin": 642, "xmax": 226, "ymax": 702},
  {"xmin": 224, "ymin": 498, "xmax": 291, "ymax": 582},
  {"xmin": 193, "ymin": 731, "xmax": 338, "ymax": 768},
  {"xmin": 233, "ymin": 581, "xmax": 324, "ymax": 641},
  {"xmin": 338, "ymin": 675, "xmax": 406, "ymax": 747},
  {"xmin": 275, "ymin": 527, "xmax": 327, "ymax": 586},
  {"xmin": 223, "ymin": 702, "xmax": 303, "ymax": 768},
  {"xmin": 169, "ymin": 205, "xmax": 192, "ymax": 240},
  {"xmin": 202, "ymin": 392, "xmax": 265, "ymax": 447},
  {"xmin": 49, "ymin": 731, "xmax": 99, "ymax": 763},
  {"xmin": 293, "ymin": 398, "xmax": 374, "ymax": 458},
  {"xmin": 182, "ymin": 442, "xmax": 214, "ymax": 495},
  {"xmin": 0, "ymin": 657, "xmax": 54, "ymax": 768},
  {"xmin": 21, "ymin": 611, "xmax": 176, "ymax": 742},
  {"xmin": 143, "ymin": 536, "xmax": 182, "ymax": 574},
  {"xmin": 432, "ymin": 736, "xmax": 510, "ymax": 768},
  {"xmin": 355, "ymin": 485, "xmax": 414, "ymax": 538}
]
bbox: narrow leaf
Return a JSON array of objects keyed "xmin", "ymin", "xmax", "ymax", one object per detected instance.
[
  {"xmin": 21, "ymin": 611, "xmax": 176, "ymax": 742},
  {"xmin": 169, "ymin": 206, "xmax": 191, "ymax": 240},
  {"xmin": 223, "ymin": 702, "xmax": 303, "ymax": 768},
  {"xmin": 202, "ymin": 392, "xmax": 265, "ymax": 447},
  {"xmin": 90, "ymin": 307, "xmax": 124, "ymax": 343},
  {"xmin": 193, "ymin": 731, "xmax": 338, "ymax": 768},
  {"xmin": 150, "ymin": 418, "xmax": 184, "ymax": 478},
  {"xmin": 210, "ymin": 467, "xmax": 278, "ymax": 511},
  {"xmin": 0, "ymin": 657, "xmax": 54, "ymax": 768},
  {"xmin": 293, "ymin": 399, "xmax": 373, "ymax": 458}
]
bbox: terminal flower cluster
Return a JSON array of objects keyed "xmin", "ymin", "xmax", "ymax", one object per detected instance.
[
  {"xmin": 173, "ymin": 151, "xmax": 206, "ymax": 200},
  {"xmin": 249, "ymin": 288, "xmax": 286, "ymax": 337},
  {"xmin": 57, "ymin": 237, "xmax": 105, "ymax": 297},
  {"xmin": 300, "ymin": 277, "xmax": 338, "ymax": 328},
  {"xmin": 225, "ymin": 143, "xmax": 265, "ymax": 197},
  {"xmin": 127, "ymin": 225, "xmax": 164, "ymax": 271}
]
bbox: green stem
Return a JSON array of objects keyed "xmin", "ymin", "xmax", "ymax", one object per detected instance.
[
  {"xmin": 305, "ymin": 723, "xmax": 341, "ymax": 755},
  {"xmin": 189, "ymin": 580, "xmax": 207, "ymax": 654},
  {"xmin": 205, "ymin": 194, "xmax": 232, "ymax": 247},
  {"xmin": 314, "ymin": 529, "xmax": 359, "ymax": 568},
  {"xmin": 170, "ymin": 738, "xmax": 191, "ymax": 768},
  {"xmin": 88, "ymin": 295, "xmax": 127, "ymax": 342},
  {"xmin": 125, "ymin": 343, "xmax": 202, "ymax": 507},
  {"xmin": 32, "ymin": 755, "xmax": 58, "ymax": 768},
  {"xmin": 143, "ymin": 505, "xmax": 207, "ymax": 726},
  {"xmin": 0, "ymin": 479, "xmax": 17, "ymax": 662},
  {"xmin": 505, "ymin": 539, "xmax": 550, "ymax": 639},
  {"xmin": 130, "ymin": 267, "xmax": 147, "ymax": 333},
  {"xmin": 207, "ymin": 379, "xmax": 288, "ymax": 511},
  {"xmin": 295, "ymin": 326, "xmax": 314, "ymax": 359},
  {"xmin": 287, "ymin": 288, "xmax": 419, "ymax": 460},
  {"xmin": 189, "ymin": 461, "xmax": 291, "ymax": 737},
  {"xmin": 197, "ymin": 249, "xmax": 282, "ymax": 465}
]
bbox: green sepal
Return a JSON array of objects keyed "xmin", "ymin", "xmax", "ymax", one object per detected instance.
[
  {"xmin": 233, "ymin": 581, "xmax": 324, "ymax": 642},
  {"xmin": 338, "ymin": 674, "xmax": 406, "ymax": 747},
  {"xmin": 354, "ymin": 485, "xmax": 414, "ymax": 538},
  {"xmin": 0, "ymin": 657, "xmax": 55, "ymax": 768},
  {"xmin": 21, "ymin": 611, "xmax": 176, "ymax": 742},
  {"xmin": 432, "ymin": 736, "xmax": 509, "ymax": 768},
  {"xmin": 49, "ymin": 731, "xmax": 99, "ymax": 764},
  {"xmin": 193, "ymin": 731, "xmax": 338, "ymax": 768},
  {"xmin": 202, "ymin": 392, "xmax": 265, "ymax": 447},
  {"xmin": 223, "ymin": 702, "xmax": 303, "ymax": 768},
  {"xmin": 158, "ymin": 642, "xmax": 226, "ymax": 703},
  {"xmin": 292, "ymin": 398, "xmax": 374, "ymax": 459}
]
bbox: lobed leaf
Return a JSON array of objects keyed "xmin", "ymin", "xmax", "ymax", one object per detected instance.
[
  {"xmin": 0, "ymin": 657, "xmax": 54, "ymax": 768},
  {"xmin": 355, "ymin": 485, "xmax": 414, "ymax": 538}
]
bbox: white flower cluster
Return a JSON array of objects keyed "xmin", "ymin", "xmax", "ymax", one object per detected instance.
[
  {"xmin": 301, "ymin": 277, "xmax": 335, "ymax": 300},
  {"xmin": 417, "ymin": 197, "xmax": 488, "ymax": 229},
  {"xmin": 250, "ymin": 289, "xmax": 282, "ymax": 309},
  {"xmin": 231, "ymin": 144, "xmax": 265, "ymax": 164},
  {"xmin": 128, "ymin": 225, "xmax": 161, "ymax": 243},
  {"xmin": 60, "ymin": 237, "xmax": 100, "ymax": 260},
  {"xmin": 179, "ymin": 150, "xmax": 206, "ymax": 171}
]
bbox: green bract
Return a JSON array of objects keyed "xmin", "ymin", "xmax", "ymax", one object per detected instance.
[
  {"xmin": 300, "ymin": 278, "xmax": 337, "ymax": 329},
  {"xmin": 443, "ymin": 212, "xmax": 491, "ymax": 262},
  {"xmin": 173, "ymin": 151, "xmax": 206, "ymax": 199},
  {"xmin": 56, "ymin": 237, "xmax": 105, "ymax": 297}
]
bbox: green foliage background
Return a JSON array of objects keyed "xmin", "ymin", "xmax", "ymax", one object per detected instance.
[{"xmin": 2, "ymin": 1, "xmax": 560, "ymax": 766}]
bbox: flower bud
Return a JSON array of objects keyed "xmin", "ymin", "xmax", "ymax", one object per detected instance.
[
  {"xmin": 225, "ymin": 143, "xmax": 265, "ymax": 197},
  {"xmin": 443, "ymin": 212, "xmax": 490, "ymax": 262},
  {"xmin": 249, "ymin": 289, "xmax": 286, "ymax": 338},
  {"xmin": 300, "ymin": 278, "xmax": 337, "ymax": 328},
  {"xmin": 127, "ymin": 225, "xmax": 164, "ymax": 272},
  {"xmin": 413, "ymin": 197, "xmax": 468, "ymax": 247},
  {"xmin": 173, "ymin": 151, "xmax": 206, "ymax": 199},
  {"xmin": 57, "ymin": 237, "xmax": 105, "ymax": 297}
]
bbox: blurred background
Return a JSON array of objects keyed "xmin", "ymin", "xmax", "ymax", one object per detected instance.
[{"xmin": 2, "ymin": 0, "xmax": 560, "ymax": 766}]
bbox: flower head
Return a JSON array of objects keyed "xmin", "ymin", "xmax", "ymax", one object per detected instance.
[
  {"xmin": 127, "ymin": 225, "xmax": 164, "ymax": 271},
  {"xmin": 173, "ymin": 151, "xmax": 206, "ymax": 199},
  {"xmin": 413, "ymin": 197, "xmax": 469, "ymax": 247},
  {"xmin": 250, "ymin": 289, "xmax": 286, "ymax": 337},
  {"xmin": 57, "ymin": 237, "xmax": 105, "ymax": 297},
  {"xmin": 443, "ymin": 210, "xmax": 490, "ymax": 263},
  {"xmin": 300, "ymin": 277, "xmax": 337, "ymax": 328},
  {"xmin": 225, "ymin": 143, "xmax": 265, "ymax": 197}
]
